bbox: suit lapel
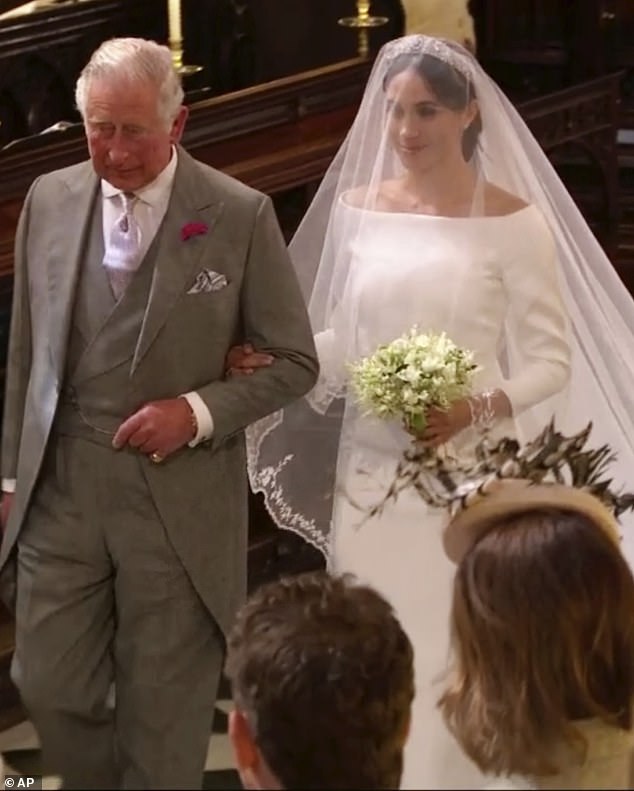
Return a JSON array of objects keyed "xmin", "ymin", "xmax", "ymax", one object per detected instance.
[
  {"xmin": 131, "ymin": 150, "xmax": 224, "ymax": 373},
  {"xmin": 47, "ymin": 163, "xmax": 100, "ymax": 380}
]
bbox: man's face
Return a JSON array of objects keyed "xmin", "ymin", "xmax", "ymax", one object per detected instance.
[{"xmin": 84, "ymin": 77, "xmax": 188, "ymax": 191}]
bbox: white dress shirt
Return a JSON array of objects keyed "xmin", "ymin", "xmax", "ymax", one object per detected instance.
[
  {"xmin": 2, "ymin": 150, "xmax": 213, "ymax": 493},
  {"xmin": 102, "ymin": 148, "xmax": 177, "ymax": 265}
]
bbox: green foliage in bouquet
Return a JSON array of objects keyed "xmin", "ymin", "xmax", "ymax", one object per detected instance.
[{"xmin": 349, "ymin": 328, "xmax": 479, "ymax": 433}]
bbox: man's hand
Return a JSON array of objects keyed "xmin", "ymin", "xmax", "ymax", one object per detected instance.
[
  {"xmin": 226, "ymin": 343, "xmax": 274, "ymax": 377},
  {"xmin": 112, "ymin": 398, "xmax": 196, "ymax": 461},
  {"xmin": 1, "ymin": 492, "xmax": 14, "ymax": 534}
]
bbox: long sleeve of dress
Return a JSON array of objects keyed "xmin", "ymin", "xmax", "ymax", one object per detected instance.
[
  {"xmin": 306, "ymin": 202, "xmax": 353, "ymax": 413},
  {"xmin": 308, "ymin": 307, "xmax": 349, "ymax": 413},
  {"xmin": 500, "ymin": 209, "xmax": 571, "ymax": 416}
]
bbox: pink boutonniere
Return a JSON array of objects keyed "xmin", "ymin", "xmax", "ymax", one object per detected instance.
[{"xmin": 181, "ymin": 221, "xmax": 209, "ymax": 242}]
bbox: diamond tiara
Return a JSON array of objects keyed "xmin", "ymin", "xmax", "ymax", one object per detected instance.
[{"xmin": 383, "ymin": 35, "xmax": 475, "ymax": 82}]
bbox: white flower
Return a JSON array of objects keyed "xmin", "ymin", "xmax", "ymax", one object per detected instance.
[
  {"xmin": 349, "ymin": 327, "xmax": 479, "ymax": 431},
  {"xmin": 398, "ymin": 365, "xmax": 421, "ymax": 384}
]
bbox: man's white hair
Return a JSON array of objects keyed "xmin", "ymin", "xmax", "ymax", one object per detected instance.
[{"xmin": 75, "ymin": 37, "xmax": 184, "ymax": 126}]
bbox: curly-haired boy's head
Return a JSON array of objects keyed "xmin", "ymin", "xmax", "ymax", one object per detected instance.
[{"xmin": 225, "ymin": 570, "xmax": 414, "ymax": 790}]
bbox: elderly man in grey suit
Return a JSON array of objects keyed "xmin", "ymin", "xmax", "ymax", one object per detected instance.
[{"xmin": 0, "ymin": 37, "xmax": 318, "ymax": 790}]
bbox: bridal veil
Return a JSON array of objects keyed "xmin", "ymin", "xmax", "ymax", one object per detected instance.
[{"xmin": 246, "ymin": 35, "xmax": 634, "ymax": 564}]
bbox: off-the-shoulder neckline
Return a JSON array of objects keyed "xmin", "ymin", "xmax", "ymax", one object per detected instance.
[{"xmin": 339, "ymin": 191, "xmax": 536, "ymax": 220}]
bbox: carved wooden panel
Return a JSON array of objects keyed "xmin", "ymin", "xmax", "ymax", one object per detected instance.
[
  {"xmin": 521, "ymin": 73, "xmax": 621, "ymax": 259},
  {"xmin": 471, "ymin": 0, "xmax": 616, "ymax": 100}
]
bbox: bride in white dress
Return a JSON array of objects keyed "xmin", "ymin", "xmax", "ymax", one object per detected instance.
[{"xmin": 243, "ymin": 36, "xmax": 634, "ymax": 789}]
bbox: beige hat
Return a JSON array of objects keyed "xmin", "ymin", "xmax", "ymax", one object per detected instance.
[{"xmin": 443, "ymin": 478, "xmax": 621, "ymax": 564}]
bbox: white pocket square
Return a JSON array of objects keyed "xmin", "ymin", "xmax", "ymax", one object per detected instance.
[{"xmin": 187, "ymin": 269, "xmax": 228, "ymax": 294}]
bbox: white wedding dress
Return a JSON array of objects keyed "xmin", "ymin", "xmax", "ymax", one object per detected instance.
[
  {"xmin": 248, "ymin": 34, "xmax": 634, "ymax": 790},
  {"xmin": 327, "ymin": 200, "xmax": 571, "ymax": 789}
]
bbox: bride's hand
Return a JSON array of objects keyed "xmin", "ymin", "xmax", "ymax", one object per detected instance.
[
  {"xmin": 225, "ymin": 343, "xmax": 274, "ymax": 377},
  {"xmin": 413, "ymin": 400, "xmax": 472, "ymax": 447}
]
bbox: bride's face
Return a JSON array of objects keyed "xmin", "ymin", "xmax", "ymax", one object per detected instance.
[{"xmin": 385, "ymin": 68, "xmax": 476, "ymax": 173}]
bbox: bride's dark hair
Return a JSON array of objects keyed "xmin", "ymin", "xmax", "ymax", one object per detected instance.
[{"xmin": 383, "ymin": 53, "xmax": 482, "ymax": 161}]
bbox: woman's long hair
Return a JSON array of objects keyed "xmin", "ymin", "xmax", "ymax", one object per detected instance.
[{"xmin": 439, "ymin": 509, "xmax": 634, "ymax": 776}]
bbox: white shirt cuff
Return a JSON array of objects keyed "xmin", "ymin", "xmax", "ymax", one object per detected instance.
[
  {"xmin": 2, "ymin": 479, "xmax": 16, "ymax": 493},
  {"xmin": 180, "ymin": 392, "xmax": 214, "ymax": 447}
]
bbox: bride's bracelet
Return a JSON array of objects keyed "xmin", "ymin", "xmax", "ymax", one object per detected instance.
[{"xmin": 467, "ymin": 389, "xmax": 497, "ymax": 431}]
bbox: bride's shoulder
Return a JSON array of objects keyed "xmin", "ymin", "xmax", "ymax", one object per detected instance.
[
  {"xmin": 483, "ymin": 183, "xmax": 530, "ymax": 217},
  {"xmin": 341, "ymin": 185, "xmax": 373, "ymax": 208},
  {"xmin": 483, "ymin": 183, "xmax": 554, "ymax": 252},
  {"xmin": 341, "ymin": 181, "xmax": 400, "ymax": 211}
]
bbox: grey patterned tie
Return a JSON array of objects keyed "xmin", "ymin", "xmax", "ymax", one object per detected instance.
[{"xmin": 103, "ymin": 192, "xmax": 142, "ymax": 299}]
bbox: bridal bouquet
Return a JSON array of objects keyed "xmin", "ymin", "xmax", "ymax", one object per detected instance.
[{"xmin": 349, "ymin": 328, "xmax": 478, "ymax": 433}]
